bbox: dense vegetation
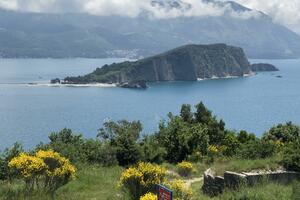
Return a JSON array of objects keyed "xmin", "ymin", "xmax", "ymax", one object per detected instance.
[{"xmin": 1, "ymin": 102, "xmax": 300, "ymax": 199}]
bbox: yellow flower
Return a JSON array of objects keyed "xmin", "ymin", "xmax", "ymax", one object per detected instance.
[
  {"xmin": 35, "ymin": 150, "xmax": 76, "ymax": 178},
  {"xmin": 177, "ymin": 161, "xmax": 194, "ymax": 177},
  {"xmin": 140, "ymin": 192, "xmax": 157, "ymax": 200},
  {"xmin": 164, "ymin": 179, "xmax": 192, "ymax": 200},
  {"xmin": 119, "ymin": 162, "xmax": 166, "ymax": 199},
  {"xmin": 8, "ymin": 153, "xmax": 46, "ymax": 178},
  {"xmin": 208, "ymin": 145, "xmax": 219, "ymax": 154}
]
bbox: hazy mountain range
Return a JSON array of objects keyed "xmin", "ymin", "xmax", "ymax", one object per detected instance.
[{"xmin": 1, "ymin": 0, "xmax": 300, "ymax": 59}]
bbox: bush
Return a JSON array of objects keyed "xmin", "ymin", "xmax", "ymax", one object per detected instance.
[
  {"xmin": 220, "ymin": 131, "xmax": 240, "ymax": 157},
  {"xmin": 263, "ymin": 122, "xmax": 300, "ymax": 143},
  {"xmin": 140, "ymin": 136, "xmax": 166, "ymax": 164},
  {"xmin": 119, "ymin": 162, "xmax": 166, "ymax": 200},
  {"xmin": 98, "ymin": 120, "xmax": 143, "ymax": 166},
  {"xmin": 157, "ymin": 115, "xmax": 208, "ymax": 163},
  {"xmin": 82, "ymin": 140, "xmax": 118, "ymax": 167},
  {"xmin": 237, "ymin": 140, "xmax": 276, "ymax": 159},
  {"xmin": 8, "ymin": 150, "xmax": 76, "ymax": 193},
  {"xmin": 8, "ymin": 153, "xmax": 46, "ymax": 191},
  {"xmin": 177, "ymin": 161, "xmax": 194, "ymax": 177},
  {"xmin": 282, "ymin": 140, "xmax": 300, "ymax": 171},
  {"xmin": 37, "ymin": 128, "xmax": 86, "ymax": 163},
  {"xmin": 164, "ymin": 179, "xmax": 192, "ymax": 200},
  {"xmin": 140, "ymin": 193, "xmax": 157, "ymax": 200},
  {"xmin": 0, "ymin": 143, "xmax": 23, "ymax": 180}
]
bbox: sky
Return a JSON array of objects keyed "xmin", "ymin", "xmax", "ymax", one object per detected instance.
[{"xmin": 0, "ymin": 0, "xmax": 300, "ymax": 34}]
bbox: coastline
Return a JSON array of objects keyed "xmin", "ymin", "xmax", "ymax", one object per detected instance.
[{"xmin": 197, "ymin": 72, "xmax": 255, "ymax": 81}]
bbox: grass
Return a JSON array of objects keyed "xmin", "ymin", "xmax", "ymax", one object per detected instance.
[
  {"xmin": 0, "ymin": 156, "xmax": 285, "ymax": 200},
  {"xmin": 191, "ymin": 180, "xmax": 300, "ymax": 200},
  {"xmin": 210, "ymin": 156, "xmax": 282, "ymax": 176},
  {"xmin": 0, "ymin": 165, "xmax": 129, "ymax": 200}
]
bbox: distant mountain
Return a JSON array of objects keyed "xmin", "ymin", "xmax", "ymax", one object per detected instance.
[
  {"xmin": 62, "ymin": 43, "xmax": 252, "ymax": 87},
  {"xmin": 1, "ymin": 0, "xmax": 300, "ymax": 59}
]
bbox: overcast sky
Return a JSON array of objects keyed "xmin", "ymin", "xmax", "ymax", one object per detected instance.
[{"xmin": 0, "ymin": 0, "xmax": 300, "ymax": 34}]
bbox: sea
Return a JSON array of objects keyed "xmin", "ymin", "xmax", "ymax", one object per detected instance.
[{"xmin": 0, "ymin": 58, "xmax": 299, "ymax": 149}]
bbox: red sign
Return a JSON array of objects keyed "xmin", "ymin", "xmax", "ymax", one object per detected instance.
[{"xmin": 158, "ymin": 185, "xmax": 172, "ymax": 200}]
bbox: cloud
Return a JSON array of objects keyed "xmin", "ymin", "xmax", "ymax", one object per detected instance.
[
  {"xmin": 0, "ymin": 0, "xmax": 260, "ymax": 19},
  {"xmin": 232, "ymin": 0, "xmax": 300, "ymax": 33}
]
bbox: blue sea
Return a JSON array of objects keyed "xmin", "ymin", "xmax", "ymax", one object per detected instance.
[{"xmin": 0, "ymin": 58, "xmax": 299, "ymax": 149}]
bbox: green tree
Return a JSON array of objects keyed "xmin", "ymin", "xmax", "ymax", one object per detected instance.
[
  {"xmin": 0, "ymin": 142, "xmax": 23, "ymax": 180},
  {"xmin": 37, "ymin": 128, "xmax": 86, "ymax": 163},
  {"xmin": 263, "ymin": 122, "xmax": 300, "ymax": 143},
  {"xmin": 237, "ymin": 130, "xmax": 256, "ymax": 144},
  {"xmin": 194, "ymin": 102, "xmax": 212, "ymax": 124},
  {"xmin": 98, "ymin": 120, "xmax": 142, "ymax": 166},
  {"xmin": 282, "ymin": 139, "xmax": 300, "ymax": 172},
  {"xmin": 180, "ymin": 104, "xmax": 193, "ymax": 123},
  {"xmin": 157, "ymin": 115, "xmax": 209, "ymax": 163}
]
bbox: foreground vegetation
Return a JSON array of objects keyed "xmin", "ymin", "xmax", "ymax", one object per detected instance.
[{"xmin": 1, "ymin": 102, "xmax": 300, "ymax": 199}]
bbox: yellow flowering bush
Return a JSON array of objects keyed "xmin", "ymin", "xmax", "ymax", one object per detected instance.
[
  {"xmin": 8, "ymin": 150, "xmax": 76, "ymax": 192},
  {"xmin": 120, "ymin": 162, "xmax": 166, "ymax": 200},
  {"xmin": 140, "ymin": 192, "xmax": 157, "ymax": 200},
  {"xmin": 9, "ymin": 153, "xmax": 46, "ymax": 179},
  {"xmin": 177, "ymin": 161, "xmax": 194, "ymax": 177},
  {"xmin": 36, "ymin": 150, "xmax": 76, "ymax": 178},
  {"xmin": 164, "ymin": 179, "xmax": 192, "ymax": 200}
]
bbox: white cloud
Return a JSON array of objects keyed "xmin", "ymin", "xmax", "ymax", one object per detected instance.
[
  {"xmin": 0, "ymin": 0, "xmax": 259, "ymax": 19},
  {"xmin": 1, "ymin": 0, "xmax": 299, "ymax": 33},
  {"xmin": 232, "ymin": 0, "xmax": 300, "ymax": 33}
]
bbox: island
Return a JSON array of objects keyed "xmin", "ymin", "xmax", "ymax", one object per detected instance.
[
  {"xmin": 53, "ymin": 44, "xmax": 276, "ymax": 88},
  {"xmin": 251, "ymin": 63, "xmax": 279, "ymax": 72}
]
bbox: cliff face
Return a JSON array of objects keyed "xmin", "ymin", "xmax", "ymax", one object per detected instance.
[{"xmin": 64, "ymin": 44, "xmax": 252, "ymax": 84}]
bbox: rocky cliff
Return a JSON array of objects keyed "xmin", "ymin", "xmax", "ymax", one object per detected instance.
[{"xmin": 63, "ymin": 44, "xmax": 252, "ymax": 86}]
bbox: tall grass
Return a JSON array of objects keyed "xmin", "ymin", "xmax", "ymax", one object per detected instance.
[{"xmin": 0, "ymin": 165, "xmax": 129, "ymax": 200}]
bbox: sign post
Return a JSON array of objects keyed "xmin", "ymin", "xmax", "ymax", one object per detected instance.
[{"xmin": 157, "ymin": 184, "xmax": 172, "ymax": 200}]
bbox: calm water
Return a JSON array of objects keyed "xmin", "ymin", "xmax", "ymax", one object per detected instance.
[{"xmin": 0, "ymin": 58, "xmax": 300, "ymax": 149}]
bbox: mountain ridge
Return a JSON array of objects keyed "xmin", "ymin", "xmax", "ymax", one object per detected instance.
[{"xmin": 1, "ymin": 1, "xmax": 300, "ymax": 59}]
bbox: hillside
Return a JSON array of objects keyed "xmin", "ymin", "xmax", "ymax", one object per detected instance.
[
  {"xmin": 1, "ymin": 0, "xmax": 300, "ymax": 59},
  {"xmin": 62, "ymin": 43, "xmax": 252, "ymax": 86}
]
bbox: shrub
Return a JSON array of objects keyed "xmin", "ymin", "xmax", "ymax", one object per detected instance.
[
  {"xmin": 8, "ymin": 153, "xmax": 46, "ymax": 191},
  {"xmin": 37, "ymin": 128, "xmax": 86, "ymax": 163},
  {"xmin": 82, "ymin": 140, "xmax": 118, "ymax": 167},
  {"xmin": 206, "ymin": 145, "xmax": 219, "ymax": 163},
  {"xmin": 157, "ymin": 116, "xmax": 208, "ymax": 163},
  {"xmin": 140, "ymin": 136, "xmax": 166, "ymax": 164},
  {"xmin": 0, "ymin": 143, "xmax": 23, "ymax": 180},
  {"xmin": 164, "ymin": 179, "xmax": 192, "ymax": 200},
  {"xmin": 140, "ymin": 193, "xmax": 157, "ymax": 200},
  {"xmin": 119, "ymin": 162, "xmax": 166, "ymax": 200},
  {"xmin": 98, "ymin": 120, "xmax": 143, "ymax": 166},
  {"xmin": 263, "ymin": 122, "xmax": 300, "ymax": 143},
  {"xmin": 177, "ymin": 161, "xmax": 194, "ymax": 177},
  {"xmin": 282, "ymin": 140, "xmax": 300, "ymax": 171},
  {"xmin": 8, "ymin": 150, "xmax": 76, "ymax": 193},
  {"xmin": 36, "ymin": 150, "xmax": 76, "ymax": 192},
  {"xmin": 220, "ymin": 131, "xmax": 240, "ymax": 157},
  {"xmin": 237, "ymin": 140, "xmax": 276, "ymax": 159}
]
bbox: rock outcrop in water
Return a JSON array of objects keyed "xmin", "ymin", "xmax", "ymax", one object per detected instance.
[
  {"xmin": 62, "ymin": 44, "xmax": 252, "ymax": 88},
  {"xmin": 251, "ymin": 63, "xmax": 279, "ymax": 72}
]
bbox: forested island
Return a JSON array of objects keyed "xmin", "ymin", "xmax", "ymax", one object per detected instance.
[
  {"xmin": 53, "ymin": 44, "xmax": 278, "ymax": 89},
  {"xmin": 0, "ymin": 102, "xmax": 299, "ymax": 199}
]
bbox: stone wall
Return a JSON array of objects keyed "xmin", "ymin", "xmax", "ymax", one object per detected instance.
[{"xmin": 202, "ymin": 169, "xmax": 300, "ymax": 196}]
